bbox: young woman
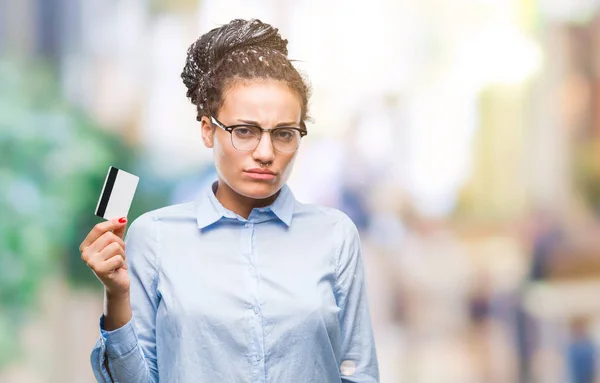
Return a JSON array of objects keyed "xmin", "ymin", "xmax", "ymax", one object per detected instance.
[{"xmin": 80, "ymin": 18, "xmax": 379, "ymax": 382}]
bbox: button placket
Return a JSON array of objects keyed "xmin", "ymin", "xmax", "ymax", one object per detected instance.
[
  {"xmin": 242, "ymin": 220, "xmax": 263, "ymax": 376},
  {"xmin": 241, "ymin": 221, "xmax": 253, "ymax": 257}
]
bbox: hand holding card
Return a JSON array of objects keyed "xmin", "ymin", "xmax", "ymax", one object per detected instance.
[{"xmin": 79, "ymin": 166, "xmax": 139, "ymax": 297}]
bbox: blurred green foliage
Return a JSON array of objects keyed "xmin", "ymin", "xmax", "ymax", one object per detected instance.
[{"xmin": 0, "ymin": 58, "xmax": 169, "ymax": 367}]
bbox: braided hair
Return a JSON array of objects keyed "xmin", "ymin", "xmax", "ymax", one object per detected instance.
[{"xmin": 181, "ymin": 19, "xmax": 311, "ymax": 126}]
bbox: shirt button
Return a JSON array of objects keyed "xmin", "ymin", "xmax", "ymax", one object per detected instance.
[
  {"xmin": 253, "ymin": 306, "xmax": 259, "ymax": 314},
  {"xmin": 244, "ymin": 222, "xmax": 252, "ymax": 228},
  {"xmin": 254, "ymin": 354, "xmax": 262, "ymax": 361}
]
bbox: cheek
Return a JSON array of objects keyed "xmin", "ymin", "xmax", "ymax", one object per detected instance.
[
  {"xmin": 212, "ymin": 136, "xmax": 229, "ymax": 171},
  {"xmin": 279, "ymin": 154, "xmax": 298, "ymax": 180},
  {"xmin": 213, "ymin": 135, "xmax": 242, "ymax": 174}
]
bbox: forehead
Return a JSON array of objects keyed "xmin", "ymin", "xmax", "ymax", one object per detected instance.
[{"xmin": 219, "ymin": 79, "xmax": 301, "ymax": 123}]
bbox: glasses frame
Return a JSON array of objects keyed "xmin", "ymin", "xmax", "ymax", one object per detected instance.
[{"xmin": 210, "ymin": 115, "xmax": 308, "ymax": 153}]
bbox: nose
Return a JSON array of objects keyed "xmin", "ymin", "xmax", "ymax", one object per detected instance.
[{"xmin": 252, "ymin": 131, "xmax": 275, "ymax": 163}]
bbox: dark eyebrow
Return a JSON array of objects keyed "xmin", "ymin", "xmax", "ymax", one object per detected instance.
[{"xmin": 237, "ymin": 119, "xmax": 300, "ymax": 128}]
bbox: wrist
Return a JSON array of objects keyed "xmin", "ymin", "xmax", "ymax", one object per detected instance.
[
  {"xmin": 105, "ymin": 287, "xmax": 130, "ymax": 301},
  {"xmin": 103, "ymin": 291, "xmax": 133, "ymax": 331}
]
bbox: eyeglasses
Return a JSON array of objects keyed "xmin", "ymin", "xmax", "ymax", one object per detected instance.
[{"xmin": 210, "ymin": 116, "xmax": 307, "ymax": 153}]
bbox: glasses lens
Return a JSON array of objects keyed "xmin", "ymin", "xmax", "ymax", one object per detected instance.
[
  {"xmin": 272, "ymin": 129, "xmax": 301, "ymax": 152},
  {"xmin": 230, "ymin": 126, "xmax": 302, "ymax": 152},
  {"xmin": 231, "ymin": 126, "xmax": 261, "ymax": 151}
]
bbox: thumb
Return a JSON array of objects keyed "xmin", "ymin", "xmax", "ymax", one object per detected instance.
[{"xmin": 113, "ymin": 217, "xmax": 128, "ymax": 239}]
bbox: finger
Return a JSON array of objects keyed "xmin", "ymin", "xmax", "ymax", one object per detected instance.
[
  {"xmin": 101, "ymin": 255, "xmax": 127, "ymax": 273},
  {"xmin": 88, "ymin": 231, "xmax": 126, "ymax": 256},
  {"xmin": 96, "ymin": 254, "xmax": 126, "ymax": 276},
  {"xmin": 96, "ymin": 242, "xmax": 125, "ymax": 263},
  {"xmin": 80, "ymin": 218, "xmax": 128, "ymax": 251},
  {"xmin": 112, "ymin": 217, "xmax": 128, "ymax": 239}
]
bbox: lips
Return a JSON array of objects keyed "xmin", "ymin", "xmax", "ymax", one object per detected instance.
[
  {"xmin": 245, "ymin": 168, "xmax": 276, "ymax": 175},
  {"xmin": 244, "ymin": 168, "xmax": 276, "ymax": 180}
]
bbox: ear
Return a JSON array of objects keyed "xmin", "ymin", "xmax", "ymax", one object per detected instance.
[{"xmin": 200, "ymin": 116, "xmax": 215, "ymax": 148}]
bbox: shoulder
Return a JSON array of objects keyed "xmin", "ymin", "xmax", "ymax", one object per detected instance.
[
  {"xmin": 296, "ymin": 205, "xmax": 363, "ymax": 282},
  {"xmin": 126, "ymin": 201, "xmax": 196, "ymax": 238},
  {"xmin": 132, "ymin": 201, "xmax": 196, "ymax": 225},
  {"xmin": 294, "ymin": 202, "xmax": 359, "ymax": 238},
  {"xmin": 146, "ymin": 201, "xmax": 197, "ymax": 221},
  {"xmin": 124, "ymin": 202, "xmax": 197, "ymax": 268}
]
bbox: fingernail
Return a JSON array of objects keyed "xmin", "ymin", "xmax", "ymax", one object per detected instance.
[{"xmin": 118, "ymin": 217, "xmax": 127, "ymax": 224}]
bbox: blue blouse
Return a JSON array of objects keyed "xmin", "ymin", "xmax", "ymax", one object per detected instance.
[{"xmin": 90, "ymin": 182, "xmax": 379, "ymax": 382}]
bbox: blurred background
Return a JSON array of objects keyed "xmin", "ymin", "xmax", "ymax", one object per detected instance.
[{"xmin": 2, "ymin": 0, "xmax": 600, "ymax": 382}]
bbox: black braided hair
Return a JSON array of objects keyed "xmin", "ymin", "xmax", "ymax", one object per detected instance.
[{"xmin": 181, "ymin": 19, "xmax": 311, "ymax": 124}]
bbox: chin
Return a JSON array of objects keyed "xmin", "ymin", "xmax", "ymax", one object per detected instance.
[{"xmin": 236, "ymin": 180, "xmax": 281, "ymax": 200}]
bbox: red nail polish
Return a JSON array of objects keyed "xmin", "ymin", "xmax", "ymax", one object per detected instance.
[{"xmin": 118, "ymin": 217, "xmax": 127, "ymax": 224}]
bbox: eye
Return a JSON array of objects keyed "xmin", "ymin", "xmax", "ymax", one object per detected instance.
[
  {"xmin": 272, "ymin": 129, "xmax": 296, "ymax": 141},
  {"xmin": 233, "ymin": 127, "xmax": 259, "ymax": 138}
]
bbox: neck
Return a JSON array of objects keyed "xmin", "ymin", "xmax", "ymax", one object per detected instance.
[{"xmin": 215, "ymin": 179, "xmax": 279, "ymax": 219}]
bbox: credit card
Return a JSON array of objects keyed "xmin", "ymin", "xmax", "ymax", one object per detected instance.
[{"xmin": 95, "ymin": 166, "xmax": 139, "ymax": 220}]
